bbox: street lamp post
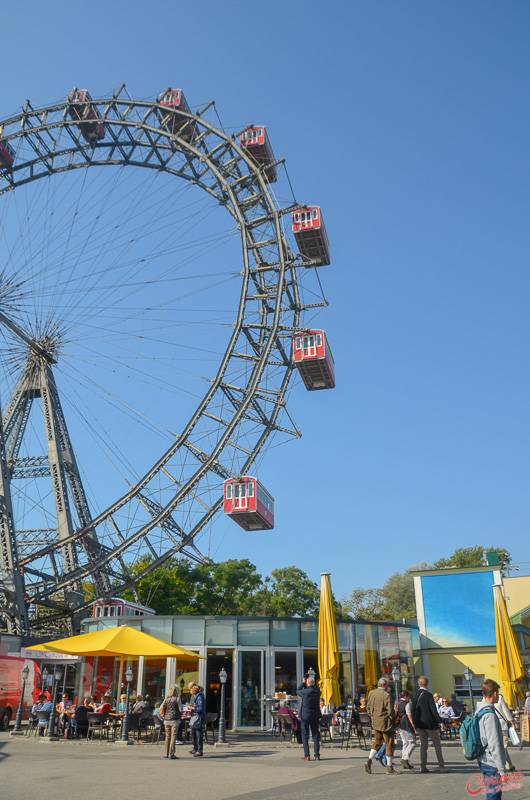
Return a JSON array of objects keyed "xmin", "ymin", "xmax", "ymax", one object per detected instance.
[
  {"xmin": 464, "ymin": 666, "xmax": 475, "ymax": 714},
  {"xmin": 391, "ymin": 665, "xmax": 401, "ymax": 706},
  {"xmin": 120, "ymin": 667, "xmax": 134, "ymax": 742},
  {"xmin": 12, "ymin": 665, "xmax": 30, "ymax": 735},
  {"xmin": 217, "ymin": 667, "xmax": 227, "ymax": 744},
  {"xmin": 46, "ymin": 665, "xmax": 62, "ymax": 740},
  {"xmin": 307, "ymin": 666, "xmax": 316, "ymax": 682}
]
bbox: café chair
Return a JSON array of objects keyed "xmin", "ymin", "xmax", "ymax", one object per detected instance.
[
  {"xmin": 319, "ymin": 713, "xmax": 333, "ymax": 744},
  {"xmin": 86, "ymin": 712, "xmax": 110, "ymax": 741},
  {"xmin": 204, "ymin": 712, "xmax": 218, "ymax": 744},
  {"xmin": 34, "ymin": 710, "xmax": 50, "ymax": 737}
]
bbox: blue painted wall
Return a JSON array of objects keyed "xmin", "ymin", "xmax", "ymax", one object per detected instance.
[{"xmin": 421, "ymin": 571, "xmax": 496, "ymax": 647}]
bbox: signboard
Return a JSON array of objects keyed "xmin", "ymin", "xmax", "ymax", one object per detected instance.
[
  {"xmin": 21, "ymin": 648, "xmax": 80, "ymax": 661},
  {"xmin": 521, "ymin": 715, "xmax": 529, "ymax": 743}
]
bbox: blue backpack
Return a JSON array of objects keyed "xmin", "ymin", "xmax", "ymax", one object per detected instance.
[{"xmin": 460, "ymin": 705, "xmax": 496, "ymax": 761}]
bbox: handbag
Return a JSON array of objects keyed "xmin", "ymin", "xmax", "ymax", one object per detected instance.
[
  {"xmin": 508, "ymin": 725, "xmax": 522, "ymax": 749},
  {"xmin": 189, "ymin": 713, "xmax": 202, "ymax": 729},
  {"xmin": 159, "ymin": 705, "xmax": 165, "ymax": 718}
]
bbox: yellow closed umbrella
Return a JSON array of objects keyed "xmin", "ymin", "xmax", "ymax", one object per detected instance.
[
  {"xmin": 29, "ymin": 624, "xmax": 205, "ymax": 660},
  {"xmin": 494, "ymin": 584, "xmax": 524, "ymax": 708},
  {"xmin": 318, "ymin": 572, "xmax": 341, "ymax": 707},
  {"xmin": 364, "ymin": 624, "xmax": 379, "ymax": 695}
]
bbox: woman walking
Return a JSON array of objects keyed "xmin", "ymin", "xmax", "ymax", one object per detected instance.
[{"xmin": 160, "ymin": 686, "xmax": 182, "ymax": 759}]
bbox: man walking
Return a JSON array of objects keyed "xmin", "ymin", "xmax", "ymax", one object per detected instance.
[
  {"xmin": 411, "ymin": 676, "xmax": 451, "ymax": 773},
  {"xmin": 365, "ymin": 677, "xmax": 400, "ymax": 775},
  {"xmin": 475, "ymin": 679, "xmax": 508, "ymax": 800},
  {"xmin": 297, "ymin": 675, "xmax": 321, "ymax": 761}
]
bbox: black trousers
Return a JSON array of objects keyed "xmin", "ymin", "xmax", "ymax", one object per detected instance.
[{"xmin": 300, "ymin": 719, "xmax": 320, "ymax": 758}]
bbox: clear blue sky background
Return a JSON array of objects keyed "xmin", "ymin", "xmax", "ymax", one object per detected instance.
[{"xmin": 2, "ymin": 0, "xmax": 528, "ymax": 599}]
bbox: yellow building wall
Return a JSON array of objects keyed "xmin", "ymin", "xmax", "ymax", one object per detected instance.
[
  {"xmin": 504, "ymin": 575, "xmax": 530, "ymax": 617},
  {"xmin": 425, "ymin": 651, "xmax": 501, "ymax": 701}
]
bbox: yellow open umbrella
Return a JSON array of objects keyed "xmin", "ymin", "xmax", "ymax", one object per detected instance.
[
  {"xmin": 29, "ymin": 624, "xmax": 205, "ymax": 660},
  {"xmin": 318, "ymin": 572, "xmax": 341, "ymax": 707},
  {"xmin": 494, "ymin": 584, "xmax": 525, "ymax": 707}
]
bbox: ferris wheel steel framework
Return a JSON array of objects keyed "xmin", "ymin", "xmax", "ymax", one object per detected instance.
[{"xmin": 0, "ymin": 86, "xmax": 328, "ymax": 635}]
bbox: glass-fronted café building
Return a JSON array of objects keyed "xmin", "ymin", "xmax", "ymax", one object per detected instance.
[{"xmin": 79, "ymin": 615, "xmax": 421, "ymax": 730}]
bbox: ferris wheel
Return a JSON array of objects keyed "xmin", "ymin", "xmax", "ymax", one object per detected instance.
[{"xmin": 0, "ymin": 85, "xmax": 332, "ymax": 636}]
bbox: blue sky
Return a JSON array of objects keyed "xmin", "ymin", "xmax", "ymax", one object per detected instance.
[{"xmin": 1, "ymin": 0, "xmax": 528, "ymax": 600}]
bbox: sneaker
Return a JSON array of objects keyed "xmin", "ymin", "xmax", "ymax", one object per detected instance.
[
  {"xmin": 420, "ymin": 767, "xmax": 430, "ymax": 773},
  {"xmin": 301, "ymin": 757, "xmax": 310, "ymax": 761},
  {"xmin": 386, "ymin": 766, "xmax": 401, "ymax": 775},
  {"xmin": 364, "ymin": 760, "xmax": 372, "ymax": 774},
  {"xmin": 401, "ymin": 760, "xmax": 412, "ymax": 770},
  {"xmin": 193, "ymin": 753, "xmax": 203, "ymax": 758},
  {"xmin": 175, "ymin": 740, "xmax": 184, "ymax": 745},
  {"xmin": 438, "ymin": 766, "xmax": 451, "ymax": 773},
  {"xmin": 170, "ymin": 755, "xmax": 178, "ymax": 760},
  {"xmin": 314, "ymin": 756, "xmax": 321, "ymax": 761}
]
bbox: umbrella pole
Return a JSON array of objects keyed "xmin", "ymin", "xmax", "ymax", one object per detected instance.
[{"xmin": 116, "ymin": 656, "xmax": 124, "ymax": 711}]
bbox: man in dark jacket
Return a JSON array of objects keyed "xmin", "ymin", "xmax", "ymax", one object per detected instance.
[
  {"xmin": 410, "ymin": 676, "xmax": 451, "ymax": 773},
  {"xmin": 297, "ymin": 676, "xmax": 321, "ymax": 761}
]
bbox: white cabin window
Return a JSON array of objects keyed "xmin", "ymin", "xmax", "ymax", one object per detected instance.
[
  {"xmin": 248, "ymin": 482, "xmax": 254, "ymax": 497},
  {"xmin": 312, "ymin": 209, "xmax": 318, "ymax": 219},
  {"xmin": 294, "ymin": 213, "xmax": 299, "ymax": 222},
  {"xmin": 295, "ymin": 337, "xmax": 302, "ymax": 349},
  {"xmin": 235, "ymin": 483, "xmax": 246, "ymax": 499},
  {"xmin": 316, "ymin": 333, "xmax": 322, "ymax": 347},
  {"xmin": 226, "ymin": 484, "xmax": 232, "ymax": 499}
]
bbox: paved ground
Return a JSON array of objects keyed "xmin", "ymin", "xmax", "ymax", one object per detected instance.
[{"xmin": 1, "ymin": 727, "xmax": 529, "ymax": 800}]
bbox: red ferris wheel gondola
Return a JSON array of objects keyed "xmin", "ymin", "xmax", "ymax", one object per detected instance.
[
  {"xmin": 292, "ymin": 206, "xmax": 330, "ymax": 266},
  {"xmin": 223, "ymin": 476, "xmax": 274, "ymax": 531},
  {"xmin": 293, "ymin": 330, "xmax": 335, "ymax": 391},
  {"xmin": 239, "ymin": 126, "xmax": 277, "ymax": 183}
]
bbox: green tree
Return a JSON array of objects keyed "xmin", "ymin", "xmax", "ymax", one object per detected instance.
[
  {"xmin": 340, "ymin": 587, "xmax": 390, "ymax": 621},
  {"xmin": 380, "ymin": 561, "xmax": 430, "ymax": 619},
  {"xmin": 433, "ymin": 546, "xmax": 511, "ymax": 574},
  {"xmin": 122, "ymin": 557, "xmax": 263, "ymax": 616},
  {"xmin": 256, "ymin": 566, "xmax": 320, "ymax": 617}
]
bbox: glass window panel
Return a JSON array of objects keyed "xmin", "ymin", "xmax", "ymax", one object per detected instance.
[
  {"xmin": 274, "ymin": 651, "xmax": 298, "ymax": 696},
  {"xmin": 356, "ymin": 623, "xmax": 380, "ymax": 696},
  {"xmin": 271, "ymin": 620, "xmax": 300, "ymax": 647},
  {"xmin": 248, "ymin": 482, "xmax": 254, "ymax": 497},
  {"xmin": 337, "ymin": 622, "xmax": 353, "ymax": 649},
  {"xmin": 301, "ymin": 620, "xmax": 318, "ymax": 647},
  {"xmin": 205, "ymin": 619, "xmax": 236, "ymax": 646},
  {"xmin": 238, "ymin": 619, "xmax": 269, "ymax": 646},
  {"xmin": 339, "ymin": 652, "xmax": 353, "ymax": 704},
  {"xmin": 173, "ymin": 617, "xmax": 205, "ymax": 646},
  {"xmin": 302, "ymin": 650, "xmax": 319, "ymax": 683},
  {"xmin": 143, "ymin": 658, "xmax": 167, "ymax": 703},
  {"xmin": 140, "ymin": 618, "xmax": 173, "ymax": 642},
  {"xmin": 378, "ymin": 624, "xmax": 400, "ymax": 677},
  {"xmin": 226, "ymin": 484, "xmax": 232, "ymax": 499},
  {"xmin": 238, "ymin": 651, "xmax": 262, "ymax": 726}
]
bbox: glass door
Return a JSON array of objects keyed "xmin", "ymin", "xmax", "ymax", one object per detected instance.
[{"xmin": 237, "ymin": 650, "xmax": 263, "ymax": 727}]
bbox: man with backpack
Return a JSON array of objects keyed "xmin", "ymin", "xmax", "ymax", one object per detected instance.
[
  {"xmin": 410, "ymin": 676, "xmax": 451, "ymax": 773},
  {"xmin": 474, "ymin": 679, "xmax": 508, "ymax": 800},
  {"xmin": 396, "ymin": 689, "xmax": 416, "ymax": 770}
]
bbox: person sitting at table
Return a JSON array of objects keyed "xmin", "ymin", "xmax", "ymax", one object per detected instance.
[
  {"xmin": 30, "ymin": 694, "xmax": 45, "ymax": 727},
  {"xmin": 144, "ymin": 694, "xmax": 155, "ymax": 710},
  {"xmin": 57, "ymin": 693, "xmax": 72, "ymax": 735},
  {"xmin": 88, "ymin": 694, "xmax": 98, "ymax": 710},
  {"xmin": 95, "ymin": 693, "xmax": 112, "ymax": 714},
  {"xmin": 38, "ymin": 696, "xmax": 53, "ymax": 735},
  {"xmin": 70, "ymin": 698, "xmax": 91, "ymax": 738},
  {"xmin": 118, "ymin": 694, "xmax": 127, "ymax": 713},
  {"xmin": 131, "ymin": 694, "xmax": 146, "ymax": 714},
  {"xmin": 320, "ymin": 697, "xmax": 334, "ymax": 715},
  {"xmin": 438, "ymin": 697, "xmax": 456, "ymax": 734},
  {"xmin": 278, "ymin": 701, "xmax": 302, "ymax": 743}
]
